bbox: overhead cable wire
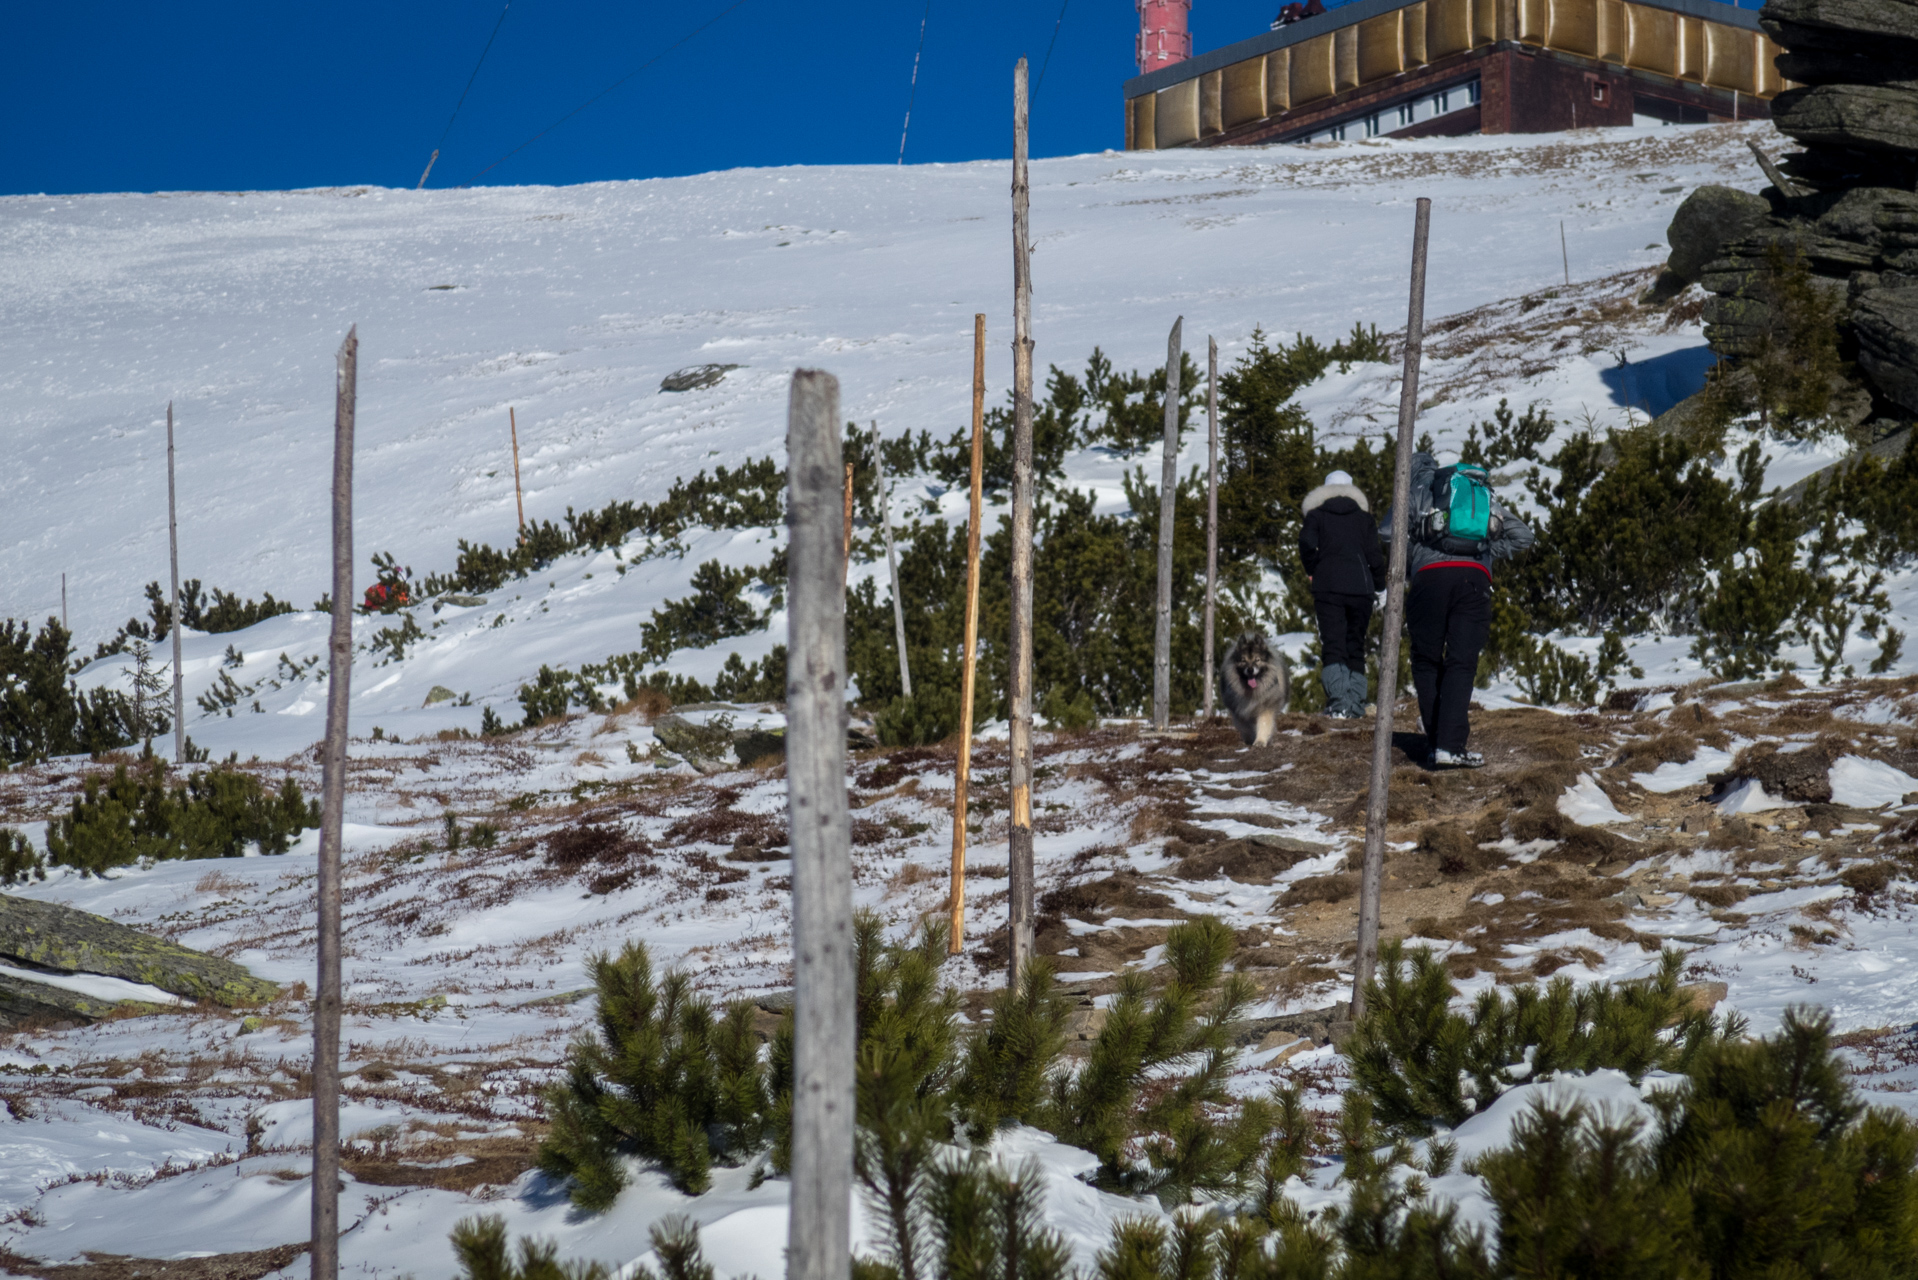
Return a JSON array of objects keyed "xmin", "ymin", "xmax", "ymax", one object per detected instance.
[
  {"xmin": 897, "ymin": 0, "xmax": 932, "ymax": 165},
  {"xmin": 420, "ymin": 2, "xmax": 513, "ymax": 188},
  {"xmin": 456, "ymin": 0, "xmax": 757, "ymax": 188},
  {"xmin": 1032, "ymin": 0, "xmax": 1070, "ymax": 102}
]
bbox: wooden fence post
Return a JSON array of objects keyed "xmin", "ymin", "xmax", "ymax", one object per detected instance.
[
  {"xmin": 1007, "ymin": 58, "xmax": 1037, "ymax": 985},
  {"xmin": 950, "ymin": 317, "xmax": 986, "ymax": 956},
  {"xmin": 1203, "ymin": 336, "xmax": 1219, "ymax": 722},
  {"xmin": 510, "ymin": 407, "xmax": 526, "ymax": 543},
  {"xmin": 312, "ymin": 327, "xmax": 357, "ymax": 1280},
  {"xmin": 785, "ymin": 369, "xmax": 855, "ymax": 1280},
  {"xmin": 1353, "ymin": 198, "xmax": 1431, "ymax": 1021},
  {"xmin": 1153, "ymin": 317, "xmax": 1183, "ymax": 731},
  {"xmin": 166, "ymin": 403, "xmax": 184, "ymax": 763},
  {"xmin": 874, "ymin": 422, "xmax": 912, "ymax": 700},
  {"xmin": 843, "ymin": 462, "xmax": 855, "ymax": 573}
]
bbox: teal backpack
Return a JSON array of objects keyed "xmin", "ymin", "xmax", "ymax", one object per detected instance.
[{"xmin": 1422, "ymin": 464, "xmax": 1496, "ymax": 554}]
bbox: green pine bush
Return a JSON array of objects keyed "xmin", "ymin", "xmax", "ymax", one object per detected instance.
[
  {"xmin": 536, "ymin": 941, "xmax": 768, "ymax": 1205},
  {"xmin": 1, "ymin": 617, "xmax": 139, "ymax": 765},
  {"xmin": 1, "ymin": 828, "xmax": 46, "ymax": 886},
  {"xmin": 958, "ymin": 956, "xmax": 1073, "ymax": 1140},
  {"xmin": 1346, "ymin": 944, "xmax": 1738, "ymax": 1136},
  {"xmin": 451, "ymin": 1213, "xmax": 715, "ymax": 1280},
  {"xmin": 43, "ymin": 760, "xmax": 319, "ymax": 875}
]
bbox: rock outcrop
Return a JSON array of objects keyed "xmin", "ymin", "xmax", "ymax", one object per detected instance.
[
  {"xmin": 0, "ymin": 893, "xmax": 279, "ymax": 1027},
  {"xmin": 1663, "ymin": 0, "xmax": 1918, "ymax": 420}
]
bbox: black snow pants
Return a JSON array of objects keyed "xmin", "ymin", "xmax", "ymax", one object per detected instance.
[{"xmin": 1406, "ymin": 564, "xmax": 1491, "ymax": 754}]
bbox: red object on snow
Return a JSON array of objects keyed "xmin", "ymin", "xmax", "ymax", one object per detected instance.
[
  {"xmin": 1138, "ymin": 0, "xmax": 1192, "ymax": 74},
  {"xmin": 363, "ymin": 582, "xmax": 410, "ymax": 612}
]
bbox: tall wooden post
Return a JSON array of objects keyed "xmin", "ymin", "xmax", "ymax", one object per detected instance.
[
  {"xmin": 1006, "ymin": 59, "xmax": 1037, "ymax": 985},
  {"xmin": 313, "ymin": 327, "xmax": 357, "ymax": 1280},
  {"xmin": 1353, "ymin": 199, "xmax": 1431, "ymax": 1020},
  {"xmin": 62, "ymin": 573, "xmax": 68, "ymax": 632},
  {"xmin": 166, "ymin": 404, "xmax": 184, "ymax": 763},
  {"xmin": 1203, "ymin": 336, "xmax": 1219, "ymax": 722},
  {"xmin": 784, "ymin": 370, "xmax": 855, "ymax": 1280},
  {"xmin": 950, "ymin": 317, "xmax": 986, "ymax": 956},
  {"xmin": 1153, "ymin": 318, "xmax": 1183, "ymax": 730},
  {"xmin": 510, "ymin": 407, "xmax": 526, "ymax": 542},
  {"xmin": 874, "ymin": 421, "xmax": 912, "ymax": 699}
]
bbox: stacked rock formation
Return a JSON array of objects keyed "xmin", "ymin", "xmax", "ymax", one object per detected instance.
[{"xmin": 1658, "ymin": 0, "xmax": 1918, "ymax": 422}]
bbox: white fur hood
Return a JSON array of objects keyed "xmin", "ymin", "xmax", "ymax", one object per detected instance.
[{"xmin": 1302, "ymin": 483, "xmax": 1369, "ymax": 514}]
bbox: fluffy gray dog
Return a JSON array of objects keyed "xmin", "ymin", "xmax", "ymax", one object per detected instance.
[{"xmin": 1221, "ymin": 632, "xmax": 1290, "ymax": 747}]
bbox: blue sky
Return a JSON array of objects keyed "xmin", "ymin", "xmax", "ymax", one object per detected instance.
[{"xmin": 5, "ymin": 0, "xmax": 1312, "ymax": 195}]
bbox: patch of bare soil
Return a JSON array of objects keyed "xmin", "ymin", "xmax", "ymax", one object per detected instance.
[{"xmin": 0, "ymin": 1244, "xmax": 306, "ymax": 1280}]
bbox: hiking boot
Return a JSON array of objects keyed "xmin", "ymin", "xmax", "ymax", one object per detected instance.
[{"xmin": 1430, "ymin": 748, "xmax": 1485, "ymax": 769}]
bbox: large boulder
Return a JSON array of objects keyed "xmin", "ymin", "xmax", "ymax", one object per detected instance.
[
  {"xmin": 1667, "ymin": 186, "xmax": 1774, "ymax": 284},
  {"xmin": 1762, "ymin": 0, "xmax": 1918, "ymax": 45},
  {"xmin": 1853, "ymin": 279, "xmax": 1918, "ymax": 411},
  {"xmin": 0, "ymin": 893, "xmax": 279, "ymax": 1008},
  {"xmin": 1772, "ymin": 84, "xmax": 1918, "ymax": 154}
]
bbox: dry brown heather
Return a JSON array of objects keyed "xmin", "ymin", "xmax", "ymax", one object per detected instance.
[{"xmin": 1, "ymin": 673, "xmax": 1915, "ymax": 1235}]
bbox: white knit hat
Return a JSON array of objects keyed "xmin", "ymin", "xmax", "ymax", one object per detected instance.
[{"xmin": 1324, "ymin": 469, "xmax": 1353, "ymax": 486}]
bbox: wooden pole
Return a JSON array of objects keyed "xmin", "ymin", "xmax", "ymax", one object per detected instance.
[
  {"xmin": 874, "ymin": 421, "xmax": 912, "ymax": 700},
  {"xmin": 510, "ymin": 407, "xmax": 526, "ymax": 543},
  {"xmin": 1560, "ymin": 221, "xmax": 1570, "ymax": 288},
  {"xmin": 417, "ymin": 148, "xmax": 440, "ymax": 189},
  {"xmin": 1353, "ymin": 198, "xmax": 1431, "ymax": 1021},
  {"xmin": 1153, "ymin": 318, "xmax": 1183, "ymax": 731},
  {"xmin": 313, "ymin": 327, "xmax": 356, "ymax": 1280},
  {"xmin": 1006, "ymin": 58, "xmax": 1037, "ymax": 985},
  {"xmin": 784, "ymin": 369, "xmax": 855, "ymax": 1280},
  {"xmin": 62, "ymin": 573, "xmax": 68, "ymax": 632},
  {"xmin": 166, "ymin": 403, "xmax": 184, "ymax": 764},
  {"xmin": 950, "ymin": 315, "xmax": 987, "ymax": 956},
  {"xmin": 1203, "ymin": 336, "xmax": 1220, "ymax": 722},
  {"xmin": 843, "ymin": 462, "xmax": 856, "ymax": 573}
]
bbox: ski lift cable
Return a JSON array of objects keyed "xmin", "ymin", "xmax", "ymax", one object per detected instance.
[
  {"xmin": 456, "ymin": 0, "xmax": 757, "ymax": 189},
  {"xmin": 1032, "ymin": 0, "xmax": 1070, "ymax": 102},
  {"xmin": 419, "ymin": 3, "xmax": 513, "ymax": 189},
  {"xmin": 438, "ymin": 3, "xmax": 513, "ymax": 153},
  {"xmin": 897, "ymin": 0, "xmax": 932, "ymax": 165}
]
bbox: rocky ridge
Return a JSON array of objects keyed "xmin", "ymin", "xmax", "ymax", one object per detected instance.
[{"xmin": 1659, "ymin": 0, "xmax": 1918, "ymax": 427}]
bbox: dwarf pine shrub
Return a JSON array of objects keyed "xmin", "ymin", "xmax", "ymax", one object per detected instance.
[
  {"xmin": 1, "ymin": 828, "xmax": 46, "ymax": 886},
  {"xmin": 958, "ymin": 956, "xmax": 1073, "ymax": 1140},
  {"xmin": 43, "ymin": 760, "xmax": 319, "ymax": 875},
  {"xmin": 1, "ymin": 618, "xmax": 139, "ymax": 765},
  {"xmin": 536, "ymin": 941, "xmax": 767, "ymax": 1205},
  {"xmin": 1346, "ymin": 943, "xmax": 1739, "ymax": 1136},
  {"xmin": 452, "ymin": 1213, "xmax": 717, "ymax": 1280}
]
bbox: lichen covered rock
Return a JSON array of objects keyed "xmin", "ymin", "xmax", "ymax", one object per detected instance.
[{"xmin": 0, "ymin": 893, "xmax": 279, "ymax": 1008}]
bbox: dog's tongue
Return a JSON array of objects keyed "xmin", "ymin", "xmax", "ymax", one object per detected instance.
[{"xmin": 1246, "ymin": 676, "xmax": 1258, "ymax": 688}]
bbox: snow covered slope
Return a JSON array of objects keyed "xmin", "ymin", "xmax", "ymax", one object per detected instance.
[{"xmin": 1, "ymin": 122, "xmax": 1833, "ymax": 761}]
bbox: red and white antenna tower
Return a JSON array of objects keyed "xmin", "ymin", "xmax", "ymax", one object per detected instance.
[{"xmin": 1137, "ymin": 0, "xmax": 1192, "ymax": 73}]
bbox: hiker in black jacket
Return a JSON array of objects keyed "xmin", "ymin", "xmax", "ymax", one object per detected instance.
[
  {"xmin": 1299, "ymin": 470, "xmax": 1386, "ymax": 719},
  {"xmin": 1383, "ymin": 451, "xmax": 1535, "ymax": 768}
]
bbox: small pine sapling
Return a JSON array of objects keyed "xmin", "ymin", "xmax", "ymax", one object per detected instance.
[
  {"xmin": 449, "ymin": 1215, "xmax": 611, "ymax": 1280},
  {"xmin": 536, "ymin": 942, "xmax": 767, "ymax": 1205},
  {"xmin": 958, "ymin": 956, "xmax": 1072, "ymax": 1140}
]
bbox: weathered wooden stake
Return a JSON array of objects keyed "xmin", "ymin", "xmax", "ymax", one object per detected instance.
[
  {"xmin": 1153, "ymin": 317, "xmax": 1183, "ymax": 731},
  {"xmin": 1203, "ymin": 336, "xmax": 1220, "ymax": 722},
  {"xmin": 784, "ymin": 369, "xmax": 855, "ymax": 1280},
  {"xmin": 166, "ymin": 403, "xmax": 184, "ymax": 763},
  {"xmin": 510, "ymin": 407, "xmax": 526, "ymax": 543},
  {"xmin": 950, "ymin": 315, "xmax": 986, "ymax": 956},
  {"xmin": 874, "ymin": 421, "xmax": 912, "ymax": 700},
  {"xmin": 313, "ymin": 327, "xmax": 357, "ymax": 1280},
  {"xmin": 61, "ymin": 573, "xmax": 68, "ymax": 632},
  {"xmin": 1560, "ymin": 220, "xmax": 1570, "ymax": 287},
  {"xmin": 843, "ymin": 462, "xmax": 855, "ymax": 574},
  {"xmin": 1007, "ymin": 58, "xmax": 1037, "ymax": 984},
  {"xmin": 1353, "ymin": 199, "xmax": 1431, "ymax": 1021}
]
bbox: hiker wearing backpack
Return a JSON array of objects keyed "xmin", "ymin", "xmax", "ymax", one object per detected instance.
[
  {"xmin": 1385, "ymin": 451, "xmax": 1534, "ymax": 768},
  {"xmin": 1299, "ymin": 469, "xmax": 1386, "ymax": 718}
]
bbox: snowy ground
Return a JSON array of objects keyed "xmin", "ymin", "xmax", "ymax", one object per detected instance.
[
  {"xmin": 4, "ymin": 122, "xmax": 1918, "ymax": 1279},
  {"xmin": 7, "ymin": 118, "xmax": 1908, "ymax": 767}
]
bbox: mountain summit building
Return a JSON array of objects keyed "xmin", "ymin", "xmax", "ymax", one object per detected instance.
[{"xmin": 1123, "ymin": 0, "xmax": 1784, "ymax": 150}]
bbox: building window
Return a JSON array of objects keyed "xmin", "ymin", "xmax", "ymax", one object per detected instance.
[
  {"xmin": 1468, "ymin": 79, "xmax": 1482, "ymax": 104},
  {"xmin": 1592, "ymin": 80, "xmax": 1609, "ymax": 103},
  {"xmin": 1398, "ymin": 103, "xmax": 1416, "ymax": 126}
]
